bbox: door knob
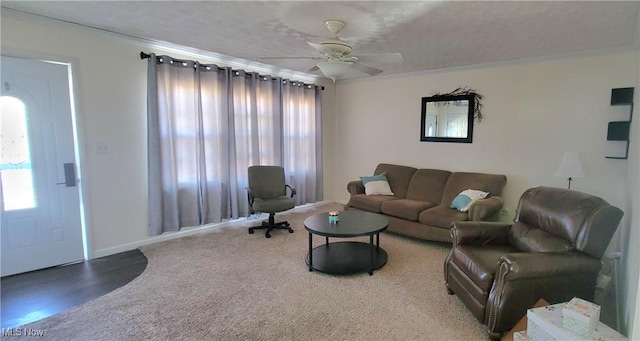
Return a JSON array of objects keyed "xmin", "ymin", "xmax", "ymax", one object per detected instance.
[{"xmin": 56, "ymin": 163, "xmax": 77, "ymax": 187}]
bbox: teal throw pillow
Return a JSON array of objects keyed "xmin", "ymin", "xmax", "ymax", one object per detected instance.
[
  {"xmin": 360, "ymin": 173, "xmax": 394, "ymax": 196},
  {"xmin": 451, "ymin": 189, "xmax": 489, "ymax": 212},
  {"xmin": 451, "ymin": 194, "xmax": 473, "ymax": 211}
]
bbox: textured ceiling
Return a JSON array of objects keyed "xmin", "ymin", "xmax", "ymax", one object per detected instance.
[{"xmin": 2, "ymin": 1, "xmax": 640, "ymax": 81}]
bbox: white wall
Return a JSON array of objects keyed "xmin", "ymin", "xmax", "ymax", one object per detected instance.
[
  {"xmin": 333, "ymin": 53, "xmax": 636, "ymax": 214},
  {"xmin": 2, "ymin": 13, "xmax": 147, "ymax": 254},
  {"xmin": 622, "ymin": 53, "xmax": 640, "ymax": 340}
]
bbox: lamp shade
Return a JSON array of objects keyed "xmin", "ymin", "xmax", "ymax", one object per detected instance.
[
  {"xmin": 554, "ymin": 152, "xmax": 585, "ymax": 178},
  {"xmin": 317, "ymin": 60, "xmax": 352, "ymax": 81}
]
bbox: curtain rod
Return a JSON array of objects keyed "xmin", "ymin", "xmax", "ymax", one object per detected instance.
[{"xmin": 140, "ymin": 51, "xmax": 324, "ymax": 90}]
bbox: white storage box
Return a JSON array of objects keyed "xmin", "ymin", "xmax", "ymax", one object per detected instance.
[
  {"xmin": 527, "ymin": 303, "xmax": 627, "ymax": 341},
  {"xmin": 513, "ymin": 331, "xmax": 532, "ymax": 341},
  {"xmin": 562, "ymin": 298, "xmax": 600, "ymax": 337}
]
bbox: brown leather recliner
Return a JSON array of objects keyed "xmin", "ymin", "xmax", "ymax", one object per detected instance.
[{"xmin": 444, "ymin": 186, "xmax": 623, "ymax": 339}]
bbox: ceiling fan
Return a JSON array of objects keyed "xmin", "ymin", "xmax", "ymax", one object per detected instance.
[{"xmin": 263, "ymin": 20, "xmax": 403, "ymax": 81}]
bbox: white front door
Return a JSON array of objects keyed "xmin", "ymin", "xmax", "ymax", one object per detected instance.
[{"xmin": 1, "ymin": 56, "xmax": 84, "ymax": 276}]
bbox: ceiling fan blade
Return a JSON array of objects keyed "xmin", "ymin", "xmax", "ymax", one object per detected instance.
[
  {"xmin": 307, "ymin": 42, "xmax": 334, "ymax": 56},
  {"xmin": 260, "ymin": 56, "xmax": 323, "ymax": 60},
  {"xmin": 351, "ymin": 62, "xmax": 383, "ymax": 76},
  {"xmin": 352, "ymin": 53, "xmax": 403, "ymax": 64}
]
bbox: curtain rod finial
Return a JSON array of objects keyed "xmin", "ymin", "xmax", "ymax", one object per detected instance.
[{"xmin": 140, "ymin": 51, "xmax": 150, "ymax": 60}]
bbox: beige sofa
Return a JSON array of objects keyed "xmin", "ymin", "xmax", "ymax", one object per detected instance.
[{"xmin": 344, "ymin": 163, "xmax": 507, "ymax": 242}]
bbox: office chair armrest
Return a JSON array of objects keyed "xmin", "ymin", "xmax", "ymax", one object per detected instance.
[
  {"xmin": 246, "ymin": 187, "xmax": 255, "ymax": 214},
  {"xmin": 286, "ymin": 184, "xmax": 297, "ymax": 198}
]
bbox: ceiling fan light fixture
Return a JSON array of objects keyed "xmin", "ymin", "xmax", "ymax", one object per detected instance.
[{"xmin": 317, "ymin": 60, "xmax": 352, "ymax": 81}]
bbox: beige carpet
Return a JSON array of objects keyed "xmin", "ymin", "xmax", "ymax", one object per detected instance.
[{"xmin": 20, "ymin": 203, "xmax": 487, "ymax": 340}]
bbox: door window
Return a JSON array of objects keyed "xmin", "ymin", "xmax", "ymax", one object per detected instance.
[{"xmin": 1, "ymin": 96, "xmax": 37, "ymax": 210}]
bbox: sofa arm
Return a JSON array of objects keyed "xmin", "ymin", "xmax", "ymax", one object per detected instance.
[
  {"xmin": 485, "ymin": 252, "xmax": 601, "ymax": 334},
  {"xmin": 468, "ymin": 196, "xmax": 504, "ymax": 221},
  {"xmin": 347, "ymin": 180, "xmax": 365, "ymax": 195},
  {"xmin": 450, "ymin": 221, "xmax": 511, "ymax": 246}
]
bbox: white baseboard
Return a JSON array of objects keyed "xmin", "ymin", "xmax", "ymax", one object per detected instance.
[{"xmin": 92, "ymin": 201, "xmax": 334, "ymax": 259}]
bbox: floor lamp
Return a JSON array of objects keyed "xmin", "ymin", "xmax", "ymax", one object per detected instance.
[{"xmin": 554, "ymin": 152, "xmax": 585, "ymax": 189}]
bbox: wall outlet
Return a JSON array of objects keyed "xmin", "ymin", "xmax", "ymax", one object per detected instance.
[
  {"xmin": 596, "ymin": 274, "xmax": 612, "ymax": 290},
  {"xmin": 604, "ymin": 251, "xmax": 622, "ymax": 260}
]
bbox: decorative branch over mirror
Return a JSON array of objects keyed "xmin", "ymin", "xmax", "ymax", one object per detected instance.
[
  {"xmin": 420, "ymin": 88, "xmax": 482, "ymax": 143},
  {"xmin": 430, "ymin": 87, "xmax": 483, "ymax": 122}
]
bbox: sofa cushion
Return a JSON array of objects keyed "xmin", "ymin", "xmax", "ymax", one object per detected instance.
[
  {"xmin": 509, "ymin": 221, "xmax": 572, "ymax": 253},
  {"xmin": 405, "ymin": 169, "xmax": 451, "ymax": 203},
  {"xmin": 360, "ymin": 173, "xmax": 394, "ymax": 196},
  {"xmin": 347, "ymin": 194, "xmax": 398, "ymax": 213},
  {"xmin": 442, "ymin": 172, "xmax": 507, "ymax": 205},
  {"xmin": 419, "ymin": 205, "xmax": 469, "ymax": 228},
  {"xmin": 381, "ymin": 199, "xmax": 437, "ymax": 222},
  {"xmin": 373, "ymin": 163, "xmax": 417, "ymax": 199}
]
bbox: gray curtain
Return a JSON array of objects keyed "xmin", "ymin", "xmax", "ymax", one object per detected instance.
[
  {"xmin": 281, "ymin": 80, "xmax": 323, "ymax": 205},
  {"xmin": 147, "ymin": 54, "xmax": 322, "ymax": 235}
]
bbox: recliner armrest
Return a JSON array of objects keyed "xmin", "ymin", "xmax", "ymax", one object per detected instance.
[
  {"xmin": 497, "ymin": 252, "xmax": 601, "ymax": 280},
  {"xmin": 450, "ymin": 221, "xmax": 511, "ymax": 246},
  {"xmin": 486, "ymin": 251, "xmax": 602, "ymax": 333},
  {"xmin": 347, "ymin": 180, "xmax": 365, "ymax": 195},
  {"xmin": 468, "ymin": 196, "xmax": 504, "ymax": 221}
]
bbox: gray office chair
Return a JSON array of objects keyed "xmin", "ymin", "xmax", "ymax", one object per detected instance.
[{"xmin": 246, "ymin": 165, "xmax": 296, "ymax": 238}]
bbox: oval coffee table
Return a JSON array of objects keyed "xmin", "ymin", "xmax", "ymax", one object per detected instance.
[{"xmin": 304, "ymin": 210, "xmax": 388, "ymax": 275}]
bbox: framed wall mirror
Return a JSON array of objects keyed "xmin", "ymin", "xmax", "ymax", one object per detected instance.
[{"xmin": 420, "ymin": 94, "xmax": 475, "ymax": 143}]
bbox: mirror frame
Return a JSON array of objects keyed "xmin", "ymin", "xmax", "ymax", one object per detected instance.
[{"xmin": 420, "ymin": 94, "xmax": 475, "ymax": 143}]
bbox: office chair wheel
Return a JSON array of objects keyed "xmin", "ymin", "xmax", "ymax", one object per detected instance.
[
  {"xmin": 248, "ymin": 228, "xmax": 254, "ymax": 234},
  {"xmin": 265, "ymin": 233, "xmax": 271, "ymax": 238},
  {"xmin": 288, "ymin": 228, "xmax": 294, "ymax": 233}
]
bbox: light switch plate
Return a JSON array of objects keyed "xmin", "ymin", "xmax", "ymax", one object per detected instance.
[{"xmin": 95, "ymin": 142, "xmax": 110, "ymax": 154}]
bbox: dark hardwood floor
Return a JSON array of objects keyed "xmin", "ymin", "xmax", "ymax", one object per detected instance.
[{"xmin": 1, "ymin": 249, "xmax": 147, "ymax": 329}]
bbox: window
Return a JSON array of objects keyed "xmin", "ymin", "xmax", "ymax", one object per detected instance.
[
  {"xmin": 1, "ymin": 96, "xmax": 37, "ymax": 210},
  {"xmin": 146, "ymin": 54, "xmax": 322, "ymax": 234}
]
